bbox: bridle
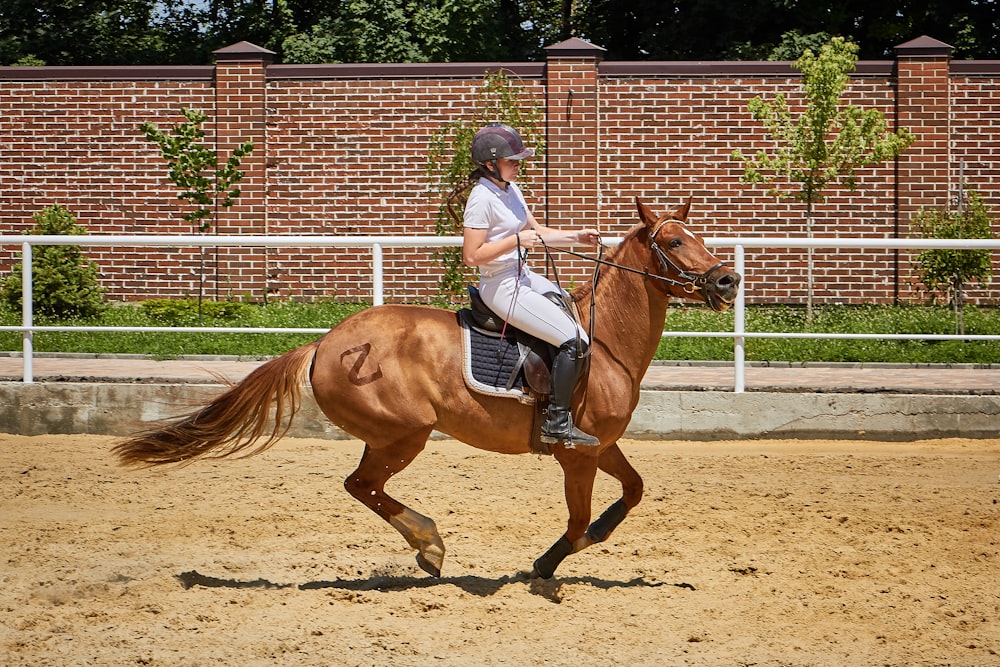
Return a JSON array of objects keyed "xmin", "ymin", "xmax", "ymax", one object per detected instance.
[{"xmin": 646, "ymin": 217, "xmax": 728, "ymax": 294}]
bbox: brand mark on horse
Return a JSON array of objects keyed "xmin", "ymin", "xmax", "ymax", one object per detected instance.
[{"xmin": 340, "ymin": 343, "xmax": 383, "ymax": 386}]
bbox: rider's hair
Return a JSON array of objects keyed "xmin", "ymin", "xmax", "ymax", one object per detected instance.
[{"xmin": 445, "ymin": 167, "xmax": 488, "ymax": 226}]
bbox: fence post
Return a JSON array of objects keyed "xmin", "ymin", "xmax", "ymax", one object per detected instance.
[
  {"xmin": 733, "ymin": 244, "xmax": 745, "ymax": 393},
  {"xmin": 372, "ymin": 243, "xmax": 384, "ymax": 306},
  {"xmin": 21, "ymin": 242, "xmax": 33, "ymax": 383}
]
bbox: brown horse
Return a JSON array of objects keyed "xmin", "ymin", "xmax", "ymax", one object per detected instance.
[{"xmin": 113, "ymin": 198, "xmax": 741, "ymax": 579}]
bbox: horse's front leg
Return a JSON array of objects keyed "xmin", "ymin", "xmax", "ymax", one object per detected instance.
[
  {"xmin": 531, "ymin": 445, "xmax": 600, "ymax": 579},
  {"xmin": 531, "ymin": 443, "xmax": 643, "ymax": 579},
  {"xmin": 579, "ymin": 442, "xmax": 643, "ymax": 547}
]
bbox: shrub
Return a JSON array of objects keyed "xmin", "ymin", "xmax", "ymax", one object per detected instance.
[
  {"xmin": 139, "ymin": 298, "xmax": 255, "ymax": 326},
  {"xmin": 1, "ymin": 205, "xmax": 107, "ymax": 319},
  {"xmin": 914, "ymin": 191, "xmax": 993, "ymax": 300},
  {"xmin": 913, "ymin": 190, "xmax": 994, "ymax": 334}
]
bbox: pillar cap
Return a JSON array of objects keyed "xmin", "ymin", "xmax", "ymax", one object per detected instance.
[
  {"xmin": 545, "ymin": 37, "xmax": 606, "ymax": 61},
  {"xmin": 895, "ymin": 35, "xmax": 952, "ymax": 58},
  {"xmin": 213, "ymin": 41, "xmax": 276, "ymax": 64}
]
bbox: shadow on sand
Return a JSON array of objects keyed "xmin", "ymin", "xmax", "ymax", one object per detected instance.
[{"xmin": 175, "ymin": 569, "xmax": 696, "ymax": 602}]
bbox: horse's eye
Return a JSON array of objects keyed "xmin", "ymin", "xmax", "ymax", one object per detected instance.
[{"xmin": 668, "ymin": 238, "xmax": 682, "ymax": 249}]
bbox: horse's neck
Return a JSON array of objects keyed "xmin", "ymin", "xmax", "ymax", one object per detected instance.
[{"xmin": 579, "ymin": 236, "xmax": 670, "ymax": 382}]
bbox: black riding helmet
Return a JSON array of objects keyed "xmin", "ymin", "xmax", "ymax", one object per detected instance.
[{"xmin": 470, "ymin": 123, "xmax": 534, "ymax": 182}]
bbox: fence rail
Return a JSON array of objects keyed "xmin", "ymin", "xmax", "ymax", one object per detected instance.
[{"xmin": 2, "ymin": 234, "xmax": 999, "ymax": 390}]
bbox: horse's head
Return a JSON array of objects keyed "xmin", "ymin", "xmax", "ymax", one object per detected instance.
[{"xmin": 635, "ymin": 197, "xmax": 741, "ymax": 312}]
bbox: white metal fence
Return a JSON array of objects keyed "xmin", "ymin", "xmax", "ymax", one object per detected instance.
[{"xmin": 2, "ymin": 234, "xmax": 998, "ymax": 391}]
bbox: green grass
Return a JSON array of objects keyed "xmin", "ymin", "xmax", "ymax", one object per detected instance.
[
  {"xmin": 0, "ymin": 299, "xmax": 366, "ymax": 358},
  {"xmin": 657, "ymin": 304, "xmax": 1000, "ymax": 364},
  {"xmin": 2, "ymin": 300, "xmax": 998, "ymax": 364}
]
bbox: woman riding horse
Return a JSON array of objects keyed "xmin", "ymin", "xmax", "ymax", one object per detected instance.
[{"xmin": 113, "ymin": 195, "xmax": 740, "ymax": 580}]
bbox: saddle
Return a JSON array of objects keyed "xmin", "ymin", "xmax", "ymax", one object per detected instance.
[
  {"xmin": 457, "ymin": 286, "xmax": 571, "ymax": 455},
  {"xmin": 461, "ymin": 287, "xmax": 556, "ymax": 393}
]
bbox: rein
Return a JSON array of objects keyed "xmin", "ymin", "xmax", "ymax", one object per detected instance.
[
  {"xmin": 536, "ymin": 217, "xmax": 726, "ymax": 353},
  {"xmin": 543, "ymin": 224, "xmax": 728, "ymax": 293}
]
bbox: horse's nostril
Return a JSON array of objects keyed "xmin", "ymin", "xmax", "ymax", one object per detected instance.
[{"xmin": 717, "ymin": 274, "xmax": 739, "ymax": 288}]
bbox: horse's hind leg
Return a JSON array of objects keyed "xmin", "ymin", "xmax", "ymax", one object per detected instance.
[{"xmin": 343, "ymin": 433, "xmax": 446, "ymax": 577}]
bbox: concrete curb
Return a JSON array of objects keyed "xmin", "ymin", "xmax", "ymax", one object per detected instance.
[
  {"xmin": 628, "ymin": 390, "xmax": 1000, "ymax": 441},
  {"xmin": 3, "ymin": 382, "xmax": 998, "ymax": 441}
]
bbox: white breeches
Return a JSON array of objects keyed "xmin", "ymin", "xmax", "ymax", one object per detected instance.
[{"xmin": 478, "ymin": 266, "xmax": 588, "ymax": 347}]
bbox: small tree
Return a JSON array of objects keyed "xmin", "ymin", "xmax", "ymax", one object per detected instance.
[
  {"xmin": 731, "ymin": 36, "xmax": 915, "ymax": 318},
  {"xmin": 141, "ymin": 108, "xmax": 253, "ymax": 310},
  {"xmin": 1, "ymin": 205, "xmax": 107, "ymax": 319},
  {"xmin": 426, "ymin": 70, "xmax": 544, "ymax": 299},
  {"xmin": 141, "ymin": 108, "xmax": 253, "ymax": 233},
  {"xmin": 913, "ymin": 189, "xmax": 994, "ymax": 335}
]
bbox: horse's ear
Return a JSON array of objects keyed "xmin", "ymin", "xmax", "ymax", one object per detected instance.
[
  {"xmin": 635, "ymin": 197, "xmax": 657, "ymax": 226},
  {"xmin": 676, "ymin": 197, "xmax": 691, "ymax": 221}
]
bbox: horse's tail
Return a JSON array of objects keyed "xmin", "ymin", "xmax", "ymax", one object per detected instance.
[{"xmin": 112, "ymin": 341, "xmax": 320, "ymax": 468}]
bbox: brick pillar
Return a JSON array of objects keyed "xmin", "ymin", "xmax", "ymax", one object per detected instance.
[
  {"xmin": 544, "ymin": 38, "xmax": 605, "ymax": 247},
  {"xmin": 894, "ymin": 35, "xmax": 953, "ymax": 301},
  {"xmin": 895, "ymin": 36, "xmax": 953, "ymax": 218},
  {"xmin": 212, "ymin": 41, "xmax": 273, "ymax": 300}
]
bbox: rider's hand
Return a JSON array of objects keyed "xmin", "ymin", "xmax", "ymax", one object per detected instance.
[
  {"xmin": 577, "ymin": 229, "xmax": 601, "ymax": 246},
  {"xmin": 517, "ymin": 229, "xmax": 539, "ymax": 248}
]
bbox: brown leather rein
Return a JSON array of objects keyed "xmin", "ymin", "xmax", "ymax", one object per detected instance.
[
  {"xmin": 543, "ymin": 218, "xmax": 729, "ymax": 294},
  {"xmin": 534, "ymin": 218, "xmax": 729, "ymax": 355}
]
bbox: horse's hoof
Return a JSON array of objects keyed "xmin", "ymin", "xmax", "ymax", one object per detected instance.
[
  {"xmin": 416, "ymin": 553, "xmax": 441, "ymax": 577},
  {"xmin": 416, "ymin": 547, "xmax": 443, "ymax": 577},
  {"xmin": 530, "ymin": 562, "xmax": 555, "ymax": 580}
]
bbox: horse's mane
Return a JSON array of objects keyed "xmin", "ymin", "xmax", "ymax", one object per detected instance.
[{"xmin": 571, "ymin": 223, "xmax": 646, "ymax": 304}]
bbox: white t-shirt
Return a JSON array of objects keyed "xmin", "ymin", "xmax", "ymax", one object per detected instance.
[{"xmin": 463, "ymin": 178, "xmax": 529, "ymax": 277}]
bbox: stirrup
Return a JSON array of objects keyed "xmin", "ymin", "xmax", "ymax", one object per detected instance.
[{"xmin": 540, "ymin": 426, "xmax": 600, "ymax": 448}]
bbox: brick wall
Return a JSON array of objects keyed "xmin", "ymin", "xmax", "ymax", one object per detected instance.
[{"xmin": 0, "ymin": 36, "xmax": 996, "ymax": 306}]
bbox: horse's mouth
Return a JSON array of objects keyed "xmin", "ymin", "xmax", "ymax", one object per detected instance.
[
  {"xmin": 705, "ymin": 272, "xmax": 741, "ymax": 312},
  {"xmin": 707, "ymin": 293, "xmax": 734, "ymax": 312},
  {"xmin": 706, "ymin": 287, "xmax": 739, "ymax": 312}
]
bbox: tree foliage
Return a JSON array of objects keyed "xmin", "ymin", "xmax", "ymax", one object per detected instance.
[
  {"xmin": 913, "ymin": 191, "xmax": 994, "ymax": 334},
  {"xmin": 0, "ymin": 0, "xmax": 209, "ymax": 65},
  {"xmin": 731, "ymin": 37, "xmax": 915, "ymax": 205},
  {"xmin": 4, "ymin": 0, "xmax": 1000, "ymax": 66},
  {"xmin": 283, "ymin": 0, "xmax": 503, "ymax": 64},
  {"xmin": 731, "ymin": 36, "xmax": 916, "ymax": 319},
  {"xmin": 425, "ymin": 70, "xmax": 545, "ymax": 297},
  {"xmin": 1, "ymin": 206, "xmax": 107, "ymax": 319},
  {"xmin": 141, "ymin": 108, "xmax": 254, "ymax": 232},
  {"xmin": 141, "ymin": 108, "xmax": 254, "ymax": 310},
  {"xmin": 574, "ymin": 0, "xmax": 1000, "ymax": 60}
]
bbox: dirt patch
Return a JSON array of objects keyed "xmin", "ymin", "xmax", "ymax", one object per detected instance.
[{"xmin": 2, "ymin": 434, "xmax": 999, "ymax": 666}]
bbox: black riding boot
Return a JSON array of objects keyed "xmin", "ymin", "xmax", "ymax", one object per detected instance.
[{"xmin": 540, "ymin": 340, "xmax": 600, "ymax": 447}]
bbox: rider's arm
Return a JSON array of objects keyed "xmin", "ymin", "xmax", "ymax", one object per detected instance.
[
  {"xmin": 463, "ymin": 227, "xmax": 536, "ymax": 267},
  {"xmin": 530, "ymin": 212, "xmax": 601, "ymax": 248}
]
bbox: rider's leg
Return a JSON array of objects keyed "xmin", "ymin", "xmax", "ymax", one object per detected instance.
[
  {"xmin": 540, "ymin": 338, "xmax": 599, "ymax": 447},
  {"xmin": 479, "ymin": 272, "xmax": 599, "ymax": 448},
  {"xmin": 478, "ymin": 270, "xmax": 583, "ymax": 346}
]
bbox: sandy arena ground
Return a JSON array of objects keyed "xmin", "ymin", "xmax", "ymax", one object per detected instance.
[{"xmin": 2, "ymin": 433, "xmax": 999, "ymax": 666}]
